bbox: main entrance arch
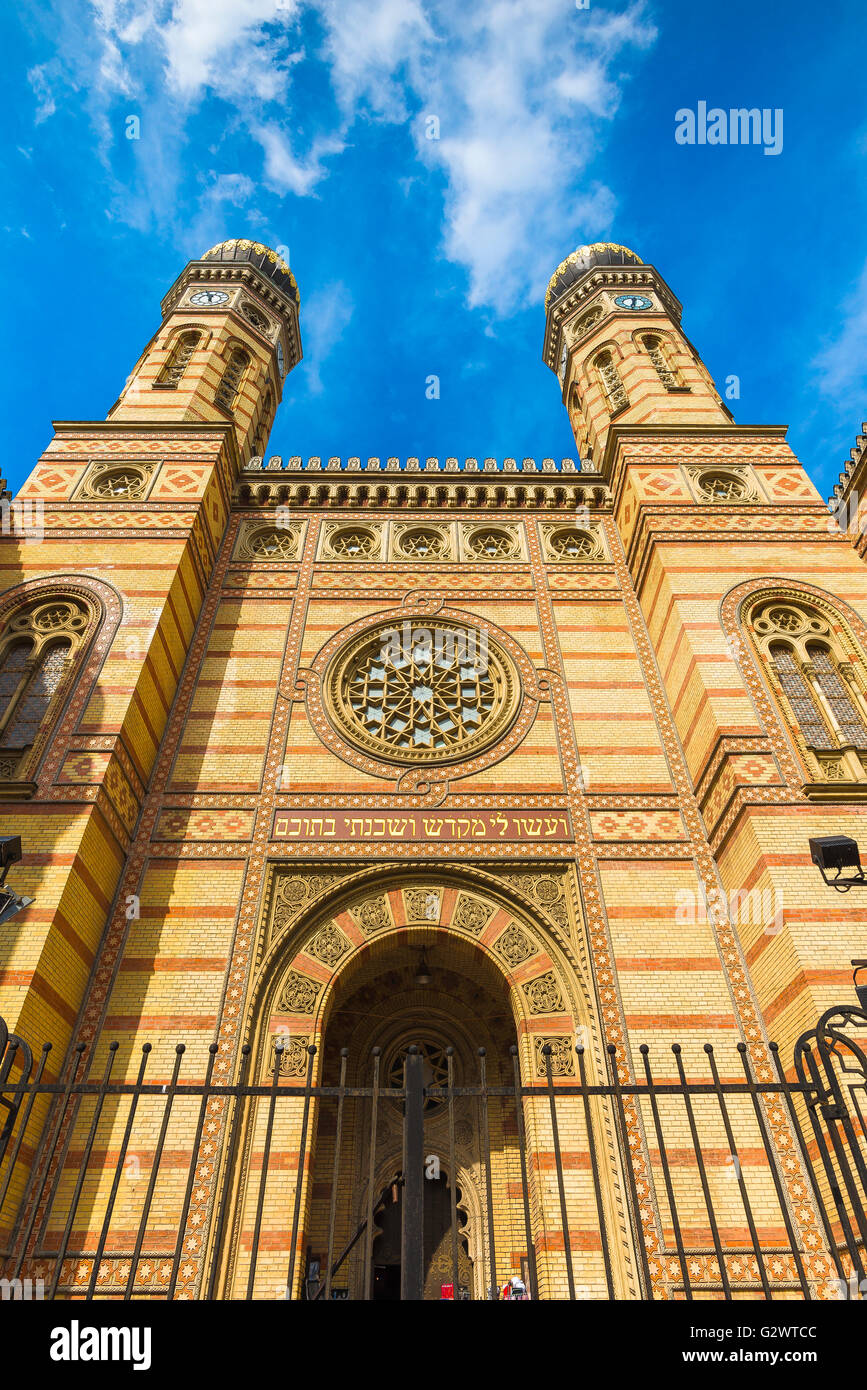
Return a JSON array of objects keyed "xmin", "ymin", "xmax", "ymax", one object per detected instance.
[{"xmin": 215, "ymin": 866, "xmax": 637, "ymax": 1300}]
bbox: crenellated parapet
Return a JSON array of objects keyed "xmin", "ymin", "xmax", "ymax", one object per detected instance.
[
  {"xmin": 829, "ymin": 421, "xmax": 867, "ymax": 561},
  {"xmin": 244, "ymin": 455, "xmax": 586, "ymax": 474}
]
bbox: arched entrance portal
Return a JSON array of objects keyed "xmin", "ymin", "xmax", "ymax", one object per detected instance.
[
  {"xmin": 217, "ymin": 868, "xmax": 636, "ymax": 1301},
  {"xmin": 308, "ymin": 931, "xmax": 518, "ymax": 1300}
]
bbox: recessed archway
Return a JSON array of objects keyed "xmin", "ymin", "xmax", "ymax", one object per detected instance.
[
  {"xmin": 216, "ymin": 866, "xmax": 637, "ymax": 1301},
  {"xmin": 308, "ymin": 929, "xmax": 518, "ymax": 1300}
]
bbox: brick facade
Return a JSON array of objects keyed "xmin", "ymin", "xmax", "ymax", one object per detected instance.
[{"xmin": 0, "ymin": 240, "xmax": 865, "ymax": 1300}]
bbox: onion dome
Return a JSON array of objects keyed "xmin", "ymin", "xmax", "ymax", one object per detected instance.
[
  {"xmin": 202, "ymin": 239, "xmax": 299, "ymax": 305},
  {"xmin": 545, "ymin": 243, "xmax": 642, "ymax": 311}
]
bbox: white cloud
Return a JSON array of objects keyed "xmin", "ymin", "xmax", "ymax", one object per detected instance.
[
  {"xmin": 813, "ymin": 258, "xmax": 867, "ymax": 400},
  {"xmin": 160, "ymin": 0, "xmax": 302, "ymax": 101},
  {"xmin": 313, "ymin": 0, "xmax": 656, "ymax": 312},
  {"xmin": 256, "ymin": 125, "xmax": 345, "ymax": 196},
  {"xmin": 27, "ymin": 63, "xmax": 60, "ymax": 122},
  {"xmin": 300, "ymin": 281, "xmax": 354, "ymax": 395},
  {"xmin": 30, "ymin": 0, "xmax": 657, "ymax": 314}
]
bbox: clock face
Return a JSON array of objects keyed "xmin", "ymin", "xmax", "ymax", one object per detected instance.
[
  {"xmin": 190, "ymin": 289, "xmax": 229, "ymax": 306},
  {"xmin": 276, "ymin": 341, "xmax": 285, "ymax": 377},
  {"xmin": 613, "ymin": 294, "xmax": 652, "ymax": 311}
]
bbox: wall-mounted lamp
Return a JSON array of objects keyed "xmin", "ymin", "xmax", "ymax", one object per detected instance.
[
  {"xmin": 809, "ymin": 835, "xmax": 866, "ymax": 892},
  {"xmin": 0, "ymin": 835, "xmax": 33, "ymax": 926},
  {"xmin": 852, "ymin": 961, "xmax": 867, "ymax": 1012}
]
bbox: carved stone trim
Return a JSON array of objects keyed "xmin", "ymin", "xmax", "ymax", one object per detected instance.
[
  {"xmin": 452, "ymin": 893, "xmax": 493, "ymax": 935},
  {"xmin": 523, "ymin": 971, "xmax": 565, "ymax": 1014},
  {"xmin": 276, "ymin": 970, "xmax": 321, "ymax": 1013},
  {"xmin": 494, "ymin": 923, "xmax": 536, "ymax": 966},
  {"xmin": 534, "ymin": 1036, "xmax": 575, "ymax": 1076}
]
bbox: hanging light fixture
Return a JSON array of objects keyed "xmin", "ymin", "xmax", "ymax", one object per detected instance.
[{"xmin": 413, "ymin": 949, "xmax": 433, "ymax": 987}]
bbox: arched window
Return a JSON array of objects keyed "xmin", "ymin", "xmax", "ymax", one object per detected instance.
[
  {"xmin": 0, "ymin": 596, "xmax": 92, "ymax": 788},
  {"xmin": 747, "ymin": 597, "xmax": 867, "ymax": 787},
  {"xmin": 255, "ymin": 388, "xmax": 273, "ymax": 455},
  {"xmin": 156, "ymin": 330, "xmax": 201, "ymax": 387},
  {"xmin": 639, "ymin": 333, "xmax": 683, "ymax": 390},
  {"xmin": 593, "ymin": 350, "xmax": 628, "ymax": 414},
  {"xmin": 568, "ymin": 386, "xmax": 589, "ymax": 459},
  {"xmin": 215, "ymin": 347, "xmax": 250, "ymax": 413}
]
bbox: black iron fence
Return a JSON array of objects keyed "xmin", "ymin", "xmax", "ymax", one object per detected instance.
[{"xmin": 0, "ymin": 1006, "xmax": 865, "ymax": 1300}]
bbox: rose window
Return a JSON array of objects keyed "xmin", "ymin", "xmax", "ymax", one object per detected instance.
[
  {"xmin": 469, "ymin": 529, "xmax": 515, "ymax": 559},
  {"xmin": 398, "ymin": 528, "xmax": 446, "ymax": 559},
  {"xmin": 326, "ymin": 619, "xmax": 518, "ymax": 764},
  {"xmin": 330, "ymin": 529, "xmax": 375, "ymax": 557},
  {"xmin": 387, "ymin": 1040, "xmax": 451, "ymax": 1113},
  {"xmin": 699, "ymin": 472, "xmax": 747, "ymax": 502},
  {"xmin": 549, "ymin": 528, "xmax": 597, "ymax": 558},
  {"xmin": 90, "ymin": 470, "xmax": 145, "ymax": 499},
  {"xmin": 248, "ymin": 529, "xmax": 296, "ymax": 559}
]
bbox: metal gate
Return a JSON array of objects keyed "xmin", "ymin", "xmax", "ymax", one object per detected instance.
[{"xmin": 0, "ymin": 1010, "xmax": 865, "ymax": 1299}]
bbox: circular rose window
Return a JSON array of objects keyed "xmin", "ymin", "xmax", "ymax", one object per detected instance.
[
  {"xmin": 386, "ymin": 1041, "xmax": 451, "ymax": 1113},
  {"xmin": 325, "ymin": 618, "xmax": 519, "ymax": 764}
]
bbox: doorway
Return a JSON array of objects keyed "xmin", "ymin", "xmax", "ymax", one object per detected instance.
[{"xmin": 370, "ymin": 1173, "xmax": 474, "ymax": 1300}]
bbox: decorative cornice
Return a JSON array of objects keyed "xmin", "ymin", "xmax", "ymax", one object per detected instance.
[
  {"xmin": 541, "ymin": 264, "xmax": 684, "ymax": 373},
  {"xmin": 236, "ymin": 477, "xmax": 610, "ymax": 512}
]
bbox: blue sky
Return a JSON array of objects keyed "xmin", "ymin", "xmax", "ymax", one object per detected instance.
[{"xmin": 2, "ymin": 0, "xmax": 866, "ymax": 497}]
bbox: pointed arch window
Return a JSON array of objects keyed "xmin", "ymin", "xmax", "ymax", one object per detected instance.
[
  {"xmin": 156, "ymin": 330, "xmax": 201, "ymax": 387},
  {"xmin": 748, "ymin": 597, "xmax": 867, "ymax": 790},
  {"xmin": 215, "ymin": 347, "xmax": 250, "ymax": 413},
  {"xmin": 593, "ymin": 350, "xmax": 628, "ymax": 415}
]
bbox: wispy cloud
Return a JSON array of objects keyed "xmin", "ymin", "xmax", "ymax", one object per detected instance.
[
  {"xmin": 256, "ymin": 125, "xmax": 345, "ymax": 196},
  {"xmin": 812, "ymin": 257, "xmax": 867, "ymax": 401},
  {"xmin": 25, "ymin": 0, "xmax": 656, "ymax": 314},
  {"xmin": 27, "ymin": 62, "xmax": 61, "ymax": 122},
  {"xmin": 299, "ymin": 280, "xmax": 354, "ymax": 395}
]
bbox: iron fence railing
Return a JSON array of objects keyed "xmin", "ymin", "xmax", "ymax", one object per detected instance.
[{"xmin": 0, "ymin": 1007, "xmax": 865, "ymax": 1300}]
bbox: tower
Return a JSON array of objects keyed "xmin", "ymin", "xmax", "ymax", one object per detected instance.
[
  {"xmin": 109, "ymin": 239, "xmax": 301, "ymax": 461},
  {"xmin": 0, "ymin": 239, "xmax": 301, "ymax": 1091},
  {"xmin": 543, "ymin": 242, "xmax": 731, "ymax": 466},
  {"xmin": 543, "ymin": 238, "xmax": 867, "ymax": 1050}
]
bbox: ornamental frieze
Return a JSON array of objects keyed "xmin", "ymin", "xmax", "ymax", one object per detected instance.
[
  {"xmin": 271, "ymin": 808, "xmax": 573, "ymax": 843},
  {"xmin": 268, "ymin": 869, "xmax": 352, "ymax": 944}
]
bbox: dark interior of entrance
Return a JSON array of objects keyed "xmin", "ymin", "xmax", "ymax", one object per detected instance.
[
  {"xmin": 306, "ymin": 927, "xmax": 518, "ymax": 1299},
  {"xmin": 371, "ymin": 1173, "xmax": 473, "ymax": 1300}
]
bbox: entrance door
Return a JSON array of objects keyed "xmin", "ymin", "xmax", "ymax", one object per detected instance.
[{"xmin": 371, "ymin": 1175, "xmax": 473, "ymax": 1300}]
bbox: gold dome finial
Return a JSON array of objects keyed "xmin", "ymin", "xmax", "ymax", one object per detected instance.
[
  {"xmin": 545, "ymin": 242, "xmax": 642, "ymax": 311},
  {"xmin": 201, "ymin": 239, "xmax": 299, "ymax": 302}
]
